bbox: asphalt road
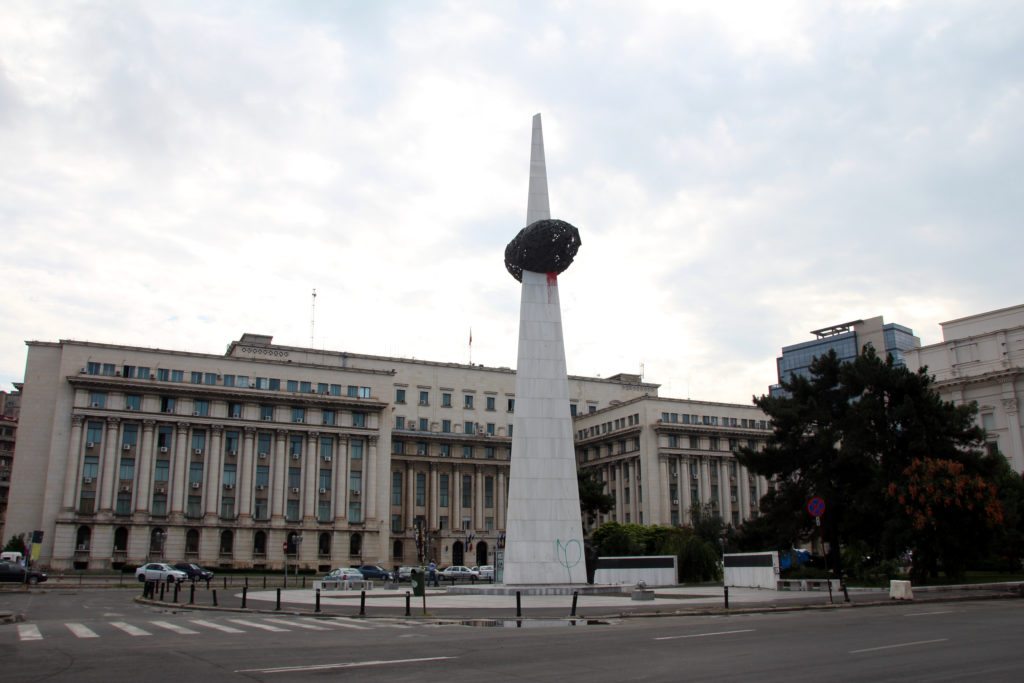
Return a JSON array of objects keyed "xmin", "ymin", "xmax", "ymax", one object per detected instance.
[{"xmin": 2, "ymin": 589, "xmax": 1022, "ymax": 682}]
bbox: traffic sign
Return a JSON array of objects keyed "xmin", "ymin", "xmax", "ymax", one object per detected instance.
[{"xmin": 807, "ymin": 496, "xmax": 826, "ymax": 518}]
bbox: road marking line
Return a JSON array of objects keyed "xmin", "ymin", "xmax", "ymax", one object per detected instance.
[
  {"xmin": 850, "ymin": 638, "xmax": 949, "ymax": 654},
  {"xmin": 903, "ymin": 610, "xmax": 955, "ymax": 617},
  {"xmin": 150, "ymin": 620, "xmax": 200, "ymax": 634},
  {"xmin": 320, "ymin": 617, "xmax": 374, "ymax": 630},
  {"xmin": 17, "ymin": 624, "xmax": 43, "ymax": 641},
  {"xmin": 190, "ymin": 619, "xmax": 245, "ymax": 633},
  {"xmin": 110, "ymin": 622, "xmax": 151, "ymax": 637},
  {"xmin": 370, "ymin": 619, "xmax": 412, "ymax": 628},
  {"xmin": 655, "ymin": 629, "xmax": 755, "ymax": 641},
  {"xmin": 226, "ymin": 619, "xmax": 289, "ymax": 632},
  {"xmin": 264, "ymin": 618, "xmax": 329, "ymax": 631},
  {"xmin": 66, "ymin": 623, "xmax": 99, "ymax": 638},
  {"xmin": 236, "ymin": 656, "xmax": 457, "ymax": 674}
]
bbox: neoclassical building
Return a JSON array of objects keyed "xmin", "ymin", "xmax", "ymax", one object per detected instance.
[{"xmin": 904, "ymin": 303, "xmax": 1024, "ymax": 473}]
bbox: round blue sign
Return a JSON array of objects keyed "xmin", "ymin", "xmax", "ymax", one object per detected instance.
[{"xmin": 807, "ymin": 496, "xmax": 826, "ymax": 517}]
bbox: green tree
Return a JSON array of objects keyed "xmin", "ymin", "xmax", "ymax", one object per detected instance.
[
  {"xmin": 578, "ymin": 468, "xmax": 615, "ymax": 528},
  {"xmin": 3, "ymin": 534, "xmax": 27, "ymax": 554},
  {"xmin": 737, "ymin": 346, "xmax": 989, "ymax": 577}
]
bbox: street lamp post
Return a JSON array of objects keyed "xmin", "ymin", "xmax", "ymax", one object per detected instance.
[
  {"xmin": 153, "ymin": 529, "xmax": 165, "ymax": 561},
  {"xmin": 285, "ymin": 533, "xmax": 303, "ymax": 588}
]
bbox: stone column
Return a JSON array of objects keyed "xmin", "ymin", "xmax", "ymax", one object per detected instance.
[
  {"xmin": 98, "ymin": 417, "xmax": 120, "ymax": 512},
  {"xmin": 1002, "ymin": 395, "xmax": 1024, "ymax": 472},
  {"xmin": 429, "ymin": 465, "xmax": 439, "ymax": 530},
  {"xmin": 239, "ymin": 427, "xmax": 256, "ymax": 521},
  {"xmin": 406, "ymin": 465, "xmax": 415, "ymax": 529},
  {"xmin": 475, "ymin": 467, "xmax": 484, "ymax": 529},
  {"xmin": 204, "ymin": 425, "xmax": 224, "ymax": 518},
  {"xmin": 680, "ymin": 457, "xmax": 692, "ymax": 523},
  {"xmin": 334, "ymin": 437, "xmax": 348, "ymax": 522},
  {"xmin": 737, "ymin": 464, "xmax": 750, "ymax": 522},
  {"xmin": 659, "ymin": 458, "xmax": 670, "ymax": 525},
  {"xmin": 61, "ymin": 416, "xmax": 86, "ymax": 512},
  {"xmin": 496, "ymin": 469, "xmax": 506, "ymax": 530},
  {"xmin": 700, "ymin": 457, "xmax": 712, "ymax": 509},
  {"xmin": 271, "ymin": 429, "xmax": 287, "ymax": 521},
  {"xmin": 171, "ymin": 423, "xmax": 190, "ymax": 518},
  {"xmin": 303, "ymin": 432, "xmax": 318, "ymax": 521},
  {"xmin": 135, "ymin": 420, "xmax": 156, "ymax": 514},
  {"xmin": 366, "ymin": 437, "xmax": 378, "ymax": 522}
]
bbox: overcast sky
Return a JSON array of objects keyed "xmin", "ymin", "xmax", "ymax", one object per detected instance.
[{"xmin": 1, "ymin": 1, "xmax": 1021, "ymax": 404}]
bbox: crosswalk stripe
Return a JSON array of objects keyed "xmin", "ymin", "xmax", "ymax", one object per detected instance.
[
  {"xmin": 226, "ymin": 618, "xmax": 289, "ymax": 632},
  {"xmin": 66, "ymin": 623, "xmax": 99, "ymax": 638},
  {"xmin": 150, "ymin": 620, "xmax": 200, "ymax": 635},
  {"xmin": 264, "ymin": 618, "xmax": 328, "ymax": 631},
  {"xmin": 320, "ymin": 617, "xmax": 373, "ymax": 630},
  {"xmin": 110, "ymin": 622, "xmax": 151, "ymax": 637},
  {"xmin": 190, "ymin": 619, "xmax": 245, "ymax": 633},
  {"xmin": 371, "ymin": 618, "xmax": 413, "ymax": 629},
  {"xmin": 17, "ymin": 624, "xmax": 42, "ymax": 641}
]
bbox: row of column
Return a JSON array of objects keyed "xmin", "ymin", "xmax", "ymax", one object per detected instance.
[
  {"xmin": 397, "ymin": 460, "xmax": 507, "ymax": 531},
  {"xmin": 60, "ymin": 416, "xmax": 378, "ymax": 526}
]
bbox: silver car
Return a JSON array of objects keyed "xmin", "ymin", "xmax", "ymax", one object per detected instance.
[{"xmin": 135, "ymin": 562, "xmax": 188, "ymax": 583}]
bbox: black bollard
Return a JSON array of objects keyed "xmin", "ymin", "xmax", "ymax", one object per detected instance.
[
  {"xmin": 242, "ymin": 586, "xmax": 247, "ymax": 609},
  {"xmin": 263, "ymin": 576, "xmax": 267, "ymax": 589},
  {"xmin": 173, "ymin": 581, "xmax": 179, "ymax": 603},
  {"xmin": 315, "ymin": 588, "xmax": 321, "ymax": 612},
  {"xmin": 276, "ymin": 587, "xmax": 281, "ymax": 611},
  {"xmin": 213, "ymin": 589, "xmax": 218, "ymax": 607},
  {"xmin": 302, "ymin": 576, "xmax": 306, "ymax": 589},
  {"xmin": 516, "ymin": 590, "xmax": 522, "ymax": 618},
  {"xmin": 159, "ymin": 582, "xmax": 166, "ymax": 601},
  {"xmin": 724, "ymin": 585, "xmax": 730, "ymax": 609},
  {"xmin": 245, "ymin": 576, "xmax": 249, "ymax": 588},
  {"xmin": 570, "ymin": 590, "xmax": 579, "ymax": 617},
  {"xmin": 223, "ymin": 576, "xmax": 227, "ymax": 590},
  {"xmin": 206, "ymin": 578, "xmax": 210, "ymax": 590},
  {"xmin": 360, "ymin": 590, "xmax": 366, "ymax": 616},
  {"xmin": 190, "ymin": 583, "xmax": 195, "ymax": 605}
]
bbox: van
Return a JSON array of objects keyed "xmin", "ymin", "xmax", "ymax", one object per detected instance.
[{"xmin": 0, "ymin": 551, "xmax": 24, "ymax": 564}]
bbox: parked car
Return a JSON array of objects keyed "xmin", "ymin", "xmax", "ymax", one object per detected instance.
[
  {"xmin": 0, "ymin": 561, "xmax": 47, "ymax": 585},
  {"xmin": 135, "ymin": 562, "xmax": 188, "ymax": 584},
  {"xmin": 323, "ymin": 567, "xmax": 364, "ymax": 582},
  {"xmin": 357, "ymin": 565, "xmax": 393, "ymax": 582},
  {"xmin": 440, "ymin": 565, "xmax": 479, "ymax": 580},
  {"xmin": 173, "ymin": 563, "xmax": 214, "ymax": 582},
  {"xmin": 473, "ymin": 565, "xmax": 495, "ymax": 580},
  {"xmin": 397, "ymin": 566, "xmax": 417, "ymax": 582}
]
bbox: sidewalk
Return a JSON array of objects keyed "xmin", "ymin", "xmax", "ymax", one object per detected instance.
[{"xmin": 131, "ymin": 581, "xmax": 1023, "ymax": 620}]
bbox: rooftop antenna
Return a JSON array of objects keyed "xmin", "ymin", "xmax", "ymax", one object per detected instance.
[{"xmin": 310, "ymin": 288, "xmax": 317, "ymax": 348}]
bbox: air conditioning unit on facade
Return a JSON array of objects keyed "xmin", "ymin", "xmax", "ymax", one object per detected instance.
[
  {"xmin": 86, "ymin": 442, "xmax": 96, "ymax": 449},
  {"xmin": 194, "ymin": 448, "xmax": 203, "ymax": 455},
  {"xmin": 322, "ymin": 455, "xmax": 332, "ymax": 462},
  {"xmin": 163, "ymin": 408, "xmax": 174, "ymax": 414},
  {"xmin": 350, "ymin": 489, "xmax": 360, "ymax": 496},
  {"xmin": 227, "ymin": 450, "xmax": 238, "ymax": 457},
  {"xmin": 155, "ymin": 486, "xmax": 166, "ymax": 494},
  {"xmin": 730, "ymin": 496, "xmax": 737, "ymax": 503},
  {"xmin": 294, "ymin": 418, "xmax": 304, "ymax": 424},
  {"xmin": 691, "ymin": 473, "xmax": 698, "ymax": 480},
  {"xmin": 224, "ymin": 483, "xmax": 234, "ymax": 490},
  {"xmin": 672, "ymin": 499, "xmax": 680, "ymax": 505},
  {"xmin": 124, "ymin": 406, "xmax": 133, "ymax": 411},
  {"xmin": 120, "ymin": 485, "xmax": 131, "ymax": 492},
  {"xmin": 256, "ymin": 485, "xmax": 266, "ymax": 491},
  {"xmin": 91, "ymin": 403, "xmax": 101, "ymax": 408},
  {"xmin": 319, "ymin": 488, "xmax": 327, "ymax": 494},
  {"xmin": 122, "ymin": 444, "xmax": 132, "ymax": 451},
  {"xmin": 159, "ymin": 446, "xmax": 169, "ymax": 453},
  {"xmin": 232, "ymin": 412, "xmax": 241, "ymax": 418},
  {"xmin": 193, "ymin": 411, "xmax": 201, "ymax": 416},
  {"xmin": 191, "ymin": 482, "xmax": 201, "ymax": 489},
  {"xmin": 262, "ymin": 415, "xmax": 273, "ymax": 421},
  {"xmin": 290, "ymin": 487, "xmax": 300, "ymax": 494},
  {"xmin": 258, "ymin": 452, "xmax": 268, "ymax": 459},
  {"xmin": 290, "ymin": 453, "xmax": 301, "ymax": 460},
  {"xmin": 83, "ymin": 477, "xmax": 93, "ymax": 484}
]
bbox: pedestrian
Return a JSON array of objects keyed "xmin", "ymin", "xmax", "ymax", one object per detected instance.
[{"xmin": 428, "ymin": 560, "xmax": 438, "ymax": 587}]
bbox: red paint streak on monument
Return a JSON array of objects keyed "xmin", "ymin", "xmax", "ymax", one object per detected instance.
[{"xmin": 546, "ymin": 272, "xmax": 558, "ymax": 303}]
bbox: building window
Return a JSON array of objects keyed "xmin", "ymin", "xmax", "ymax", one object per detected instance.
[
  {"xmin": 442, "ymin": 393, "xmax": 452, "ymax": 407},
  {"xmin": 318, "ymin": 501, "xmax": 331, "ymax": 523},
  {"xmin": 464, "ymin": 421, "xmax": 475, "ymax": 434},
  {"xmin": 395, "ymin": 416, "xmax": 405, "ymax": 430},
  {"xmin": 439, "ymin": 444, "xmax": 450, "ymax": 457},
  {"xmin": 125, "ymin": 394, "xmax": 142, "ymax": 411},
  {"xmin": 419, "ymin": 417, "xmax": 429, "ymax": 431},
  {"xmin": 350, "ymin": 440, "xmax": 364, "ymax": 460},
  {"xmin": 486, "ymin": 423, "xmax": 495, "ymax": 435},
  {"xmin": 486, "ymin": 396, "xmax": 495, "ymax": 411},
  {"xmin": 508, "ymin": 398, "xmax": 515, "ymax": 412},
  {"xmin": 193, "ymin": 400, "xmax": 209, "ymax": 417},
  {"xmin": 82, "ymin": 455, "xmax": 99, "ymax": 480},
  {"xmin": 220, "ymin": 530, "xmax": 233, "ymax": 555},
  {"xmin": 395, "ymin": 388, "xmax": 406, "ymax": 403},
  {"xmin": 484, "ymin": 446, "xmax": 495, "ymax": 459},
  {"xmin": 319, "ymin": 468, "xmax": 331, "ymax": 491},
  {"xmin": 416, "ymin": 472, "xmax": 426, "ymax": 506},
  {"xmin": 253, "ymin": 531, "xmax": 267, "ymax": 555},
  {"xmin": 89, "ymin": 392, "xmax": 107, "ymax": 408},
  {"xmin": 289, "ymin": 435, "xmax": 302, "ymax": 457},
  {"xmin": 349, "ymin": 470, "xmax": 362, "ymax": 495},
  {"xmin": 300, "ymin": 381, "xmax": 312, "ymax": 393},
  {"xmin": 292, "ymin": 407, "xmax": 305, "ymax": 423},
  {"xmin": 352, "ymin": 412, "xmax": 367, "ymax": 428},
  {"xmin": 419, "ymin": 390, "xmax": 429, "ymax": 406},
  {"xmin": 464, "ymin": 394, "xmax": 474, "ymax": 409},
  {"xmin": 348, "ymin": 502, "xmax": 362, "ymax": 524},
  {"xmin": 462, "ymin": 475, "xmax": 472, "ymax": 508},
  {"xmin": 322, "ymin": 409, "xmax": 336, "ymax": 426},
  {"xmin": 393, "ymin": 440, "xmax": 405, "ymax": 455},
  {"xmin": 260, "ymin": 405, "xmax": 274, "ymax": 421},
  {"xmin": 254, "ymin": 498, "xmax": 268, "ymax": 521},
  {"xmin": 286, "ymin": 499, "xmax": 300, "ymax": 522},
  {"xmin": 462, "ymin": 445, "xmax": 473, "ymax": 459},
  {"xmin": 439, "ymin": 474, "xmax": 449, "ymax": 507},
  {"xmin": 288, "ymin": 467, "xmax": 301, "ymax": 489},
  {"xmin": 115, "ymin": 492, "xmax": 131, "ymax": 516},
  {"xmin": 485, "ymin": 477, "xmax": 494, "ymax": 508},
  {"xmin": 392, "ymin": 472, "xmax": 402, "ymax": 506},
  {"xmin": 223, "ymin": 463, "xmax": 237, "ymax": 487},
  {"xmin": 151, "ymin": 493, "xmax": 167, "ymax": 516},
  {"xmin": 153, "ymin": 459, "xmax": 169, "ymax": 483},
  {"xmin": 187, "ymin": 495, "xmax": 202, "ymax": 518},
  {"xmin": 119, "ymin": 457, "xmax": 135, "ymax": 481},
  {"xmin": 189, "ymin": 462, "xmax": 203, "ymax": 485}
]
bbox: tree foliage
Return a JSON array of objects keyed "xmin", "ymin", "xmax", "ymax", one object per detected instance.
[
  {"xmin": 578, "ymin": 468, "xmax": 615, "ymax": 527},
  {"xmin": 3, "ymin": 534, "xmax": 27, "ymax": 554},
  {"xmin": 589, "ymin": 521, "xmax": 722, "ymax": 583},
  {"xmin": 737, "ymin": 346, "xmax": 999, "ymax": 580}
]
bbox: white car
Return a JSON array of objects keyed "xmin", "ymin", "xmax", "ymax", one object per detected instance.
[
  {"xmin": 473, "ymin": 565, "xmax": 495, "ymax": 580},
  {"xmin": 324, "ymin": 567, "xmax": 365, "ymax": 582},
  {"xmin": 440, "ymin": 565, "xmax": 479, "ymax": 580},
  {"xmin": 135, "ymin": 562, "xmax": 188, "ymax": 583}
]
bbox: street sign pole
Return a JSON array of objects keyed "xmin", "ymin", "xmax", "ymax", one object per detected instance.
[{"xmin": 807, "ymin": 497, "xmax": 832, "ymax": 605}]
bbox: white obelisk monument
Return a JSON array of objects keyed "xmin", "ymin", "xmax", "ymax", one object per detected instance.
[{"xmin": 502, "ymin": 114, "xmax": 587, "ymax": 585}]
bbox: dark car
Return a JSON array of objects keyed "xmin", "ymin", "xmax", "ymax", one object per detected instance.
[
  {"xmin": 0, "ymin": 561, "xmax": 48, "ymax": 585},
  {"xmin": 357, "ymin": 565, "xmax": 393, "ymax": 582},
  {"xmin": 173, "ymin": 563, "xmax": 214, "ymax": 581}
]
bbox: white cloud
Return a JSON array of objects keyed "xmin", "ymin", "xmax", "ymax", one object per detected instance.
[{"xmin": 1, "ymin": 0, "xmax": 1022, "ymax": 404}]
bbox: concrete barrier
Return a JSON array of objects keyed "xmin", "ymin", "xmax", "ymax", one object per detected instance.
[
  {"xmin": 725, "ymin": 552, "xmax": 779, "ymax": 589},
  {"xmin": 890, "ymin": 580, "xmax": 914, "ymax": 600}
]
